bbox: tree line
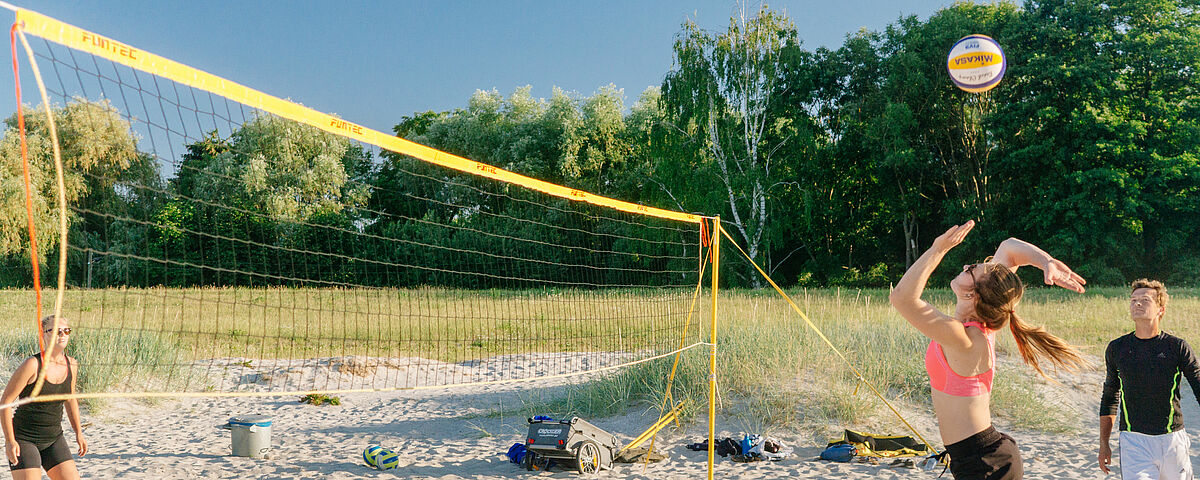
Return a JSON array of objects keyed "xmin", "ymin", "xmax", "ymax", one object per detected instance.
[{"xmin": 2, "ymin": 0, "xmax": 1197, "ymax": 288}]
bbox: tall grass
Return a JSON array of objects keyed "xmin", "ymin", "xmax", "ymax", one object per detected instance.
[
  {"xmin": 519, "ymin": 289, "xmax": 929, "ymax": 435},
  {"xmin": 534, "ymin": 286, "xmax": 1200, "ymax": 436},
  {"xmin": 0, "ymin": 286, "xmax": 1194, "ymax": 432},
  {"xmin": 0, "ymin": 327, "xmax": 185, "ymax": 408},
  {"xmin": 0, "ymin": 287, "xmax": 693, "ymax": 363}
]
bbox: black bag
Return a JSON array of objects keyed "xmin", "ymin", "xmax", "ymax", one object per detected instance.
[
  {"xmin": 685, "ymin": 437, "xmax": 743, "ymax": 457},
  {"xmin": 716, "ymin": 438, "xmax": 741, "ymax": 457}
]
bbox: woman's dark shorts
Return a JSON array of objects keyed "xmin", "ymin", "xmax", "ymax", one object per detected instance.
[
  {"xmin": 945, "ymin": 425, "xmax": 1023, "ymax": 480},
  {"xmin": 9, "ymin": 435, "xmax": 72, "ymax": 471}
]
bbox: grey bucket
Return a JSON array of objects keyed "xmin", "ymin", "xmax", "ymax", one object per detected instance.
[{"xmin": 229, "ymin": 415, "xmax": 272, "ymax": 458}]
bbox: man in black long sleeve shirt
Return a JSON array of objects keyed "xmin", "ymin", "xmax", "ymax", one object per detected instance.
[{"xmin": 1099, "ymin": 279, "xmax": 1200, "ymax": 479}]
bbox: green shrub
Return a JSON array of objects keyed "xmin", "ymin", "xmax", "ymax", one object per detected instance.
[{"xmin": 300, "ymin": 393, "xmax": 341, "ymax": 406}]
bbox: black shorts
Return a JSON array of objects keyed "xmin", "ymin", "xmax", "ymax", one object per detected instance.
[
  {"xmin": 9, "ymin": 435, "xmax": 72, "ymax": 472},
  {"xmin": 945, "ymin": 426, "xmax": 1023, "ymax": 480}
]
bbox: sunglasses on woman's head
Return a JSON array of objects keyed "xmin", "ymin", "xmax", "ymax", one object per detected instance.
[{"xmin": 43, "ymin": 327, "xmax": 71, "ymax": 335}]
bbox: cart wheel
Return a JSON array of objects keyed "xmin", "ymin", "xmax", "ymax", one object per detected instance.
[
  {"xmin": 522, "ymin": 451, "xmax": 535, "ymax": 471},
  {"xmin": 576, "ymin": 441, "xmax": 602, "ymax": 474}
]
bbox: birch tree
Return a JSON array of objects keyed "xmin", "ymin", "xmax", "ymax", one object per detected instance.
[{"xmin": 660, "ymin": 4, "xmax": 798, "ymax": 285}]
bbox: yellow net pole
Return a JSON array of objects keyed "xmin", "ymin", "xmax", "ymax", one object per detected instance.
[{"xmin": 707, "ymin": 216, "xmax": 719, "ymax": 480}]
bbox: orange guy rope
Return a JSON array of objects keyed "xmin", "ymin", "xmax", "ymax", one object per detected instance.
[
  {"xmin": 10, "ymin": 22, "xmax": 45, "ymax": 358},
  {"xmin": 16, "ymin": 27, "xmax": 69, "ymax": 397}
]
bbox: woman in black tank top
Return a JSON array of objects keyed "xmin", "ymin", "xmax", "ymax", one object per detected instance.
[{"xmin": 0, "ymin": 316, "xmax": 87, "ymax": 480}]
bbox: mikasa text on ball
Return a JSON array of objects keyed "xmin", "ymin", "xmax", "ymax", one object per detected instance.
[{"xmin": 946, "ymin": 34, "xmax": 1006, "ymax": 93}]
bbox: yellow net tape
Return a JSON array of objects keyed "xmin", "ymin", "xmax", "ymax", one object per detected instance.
[
  {"xmin": 718, "ymin": 225, "xmax": 938, "ymax": 454},
  {"xmin": 13, "ymin": 8, "xmax": 700, "ymax": 224}
]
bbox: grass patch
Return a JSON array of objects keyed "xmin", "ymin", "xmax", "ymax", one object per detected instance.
[
  {"xmin": 0, "ymin": 285, "xmax": 1190, "ymax": 434},
  {"xmin": 0, "ymin": 326, "xmax": 186, "ymax": 409},
  {"xmin": 299, "ymin": 393, "xmax": 341, "ymax": 406},
  {"xmin": 0, "ymin": 287, "xmax": 694, "ymax": 362},
  {"xmin": 509, "ymin": 286, "xmax": 1196, "ymax": 436}
]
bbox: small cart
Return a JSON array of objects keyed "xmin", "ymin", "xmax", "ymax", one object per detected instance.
[{"xmin": 522, "ymin": 417, "xmax": 622, "ymax": 474}]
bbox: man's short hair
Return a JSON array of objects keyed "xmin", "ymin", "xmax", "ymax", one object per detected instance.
[{"xmin": 1131, "ymin": 278, "xmax": 1169, "ymax": 308}]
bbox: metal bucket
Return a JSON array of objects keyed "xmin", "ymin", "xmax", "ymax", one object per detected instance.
[{"xmin": 229, "ymin": 415, "xmax": 272, "ymax": 458}]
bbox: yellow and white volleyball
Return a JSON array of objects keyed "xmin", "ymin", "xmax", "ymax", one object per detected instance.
[
  {"xmin": 362, "ymin": 444, "xmax": 383, "ymax": 468},
  {"xmin": 946, "ymin": 34, "xmax": 1006, "ymax": 93}
]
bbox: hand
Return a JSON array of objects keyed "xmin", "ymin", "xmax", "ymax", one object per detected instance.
[
  {"xmin": 1098, "ymin": 442, "xmax": 1111, "ymax": 474},
  {"xmin": 1043, "ymin": 258, "xmax": 1087, "ymax": 293},
  {"xmin": 5, "ymin": 441, "xmax": 17, "ymax": 466},
  {"xmin": 931, "ymin": 220, "xmax": 975, "ymax": 252},
  {"xmin": 76, "ymin": 435, "xmax": 87, "ymax": 457}
]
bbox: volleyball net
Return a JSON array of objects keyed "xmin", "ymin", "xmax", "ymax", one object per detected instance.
[
  {"xmin": 1, "ymin": 7, "xmax": 715, "ymax": 405},
  {"xmin": 0, "ymin": 9, "xmax": 954, "ymax": 476}
]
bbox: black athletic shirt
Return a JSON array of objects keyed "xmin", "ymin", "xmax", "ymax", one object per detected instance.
[
  {"xmin": 12, "ymin": 355, "xmax": 72, "ymax": 444},
  {"xmin": 1100, "ymin": 332, "xmax": 1200, "ymax": 435}
]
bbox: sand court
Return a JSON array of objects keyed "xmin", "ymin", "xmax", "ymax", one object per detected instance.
[{"xmin": 68, "ymin": 356, "xmax": 1200, "ymax": 479}]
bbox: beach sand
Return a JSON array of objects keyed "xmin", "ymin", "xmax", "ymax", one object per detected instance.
[{"xmin": 68, "ymin": 354, "xmax": 1200, "ymax": 479}]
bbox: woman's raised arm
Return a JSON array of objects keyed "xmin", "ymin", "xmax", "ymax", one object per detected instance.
[
  {"xmin": 890, "ymin": 221, "xmax": 975, "ymax": 349},
  {"xmin": 991, "ymin": 238, "xmax": 1086, "ymax": 293}
]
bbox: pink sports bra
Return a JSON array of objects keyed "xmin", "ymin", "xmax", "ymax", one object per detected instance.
[{"xmin": 925, "ymin": 321, "xmax": 995, "ymax": 397}]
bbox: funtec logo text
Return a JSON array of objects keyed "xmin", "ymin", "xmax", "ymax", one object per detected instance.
[{"xmin": 80, "ymin": 32, "xmax": 138, "ymax": 60}]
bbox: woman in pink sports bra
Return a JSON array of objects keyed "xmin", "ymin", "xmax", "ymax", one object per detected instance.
[{"xmin": 890, "ymin": 220, "xmax": 1087, "ymax": 480}]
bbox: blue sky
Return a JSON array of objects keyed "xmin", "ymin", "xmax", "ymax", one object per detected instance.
[{"xmin": 1, "ymin": 1, "xmax": 961, "ymax": 134}]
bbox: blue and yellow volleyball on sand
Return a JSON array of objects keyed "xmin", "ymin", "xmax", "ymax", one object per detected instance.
[
  {"xmin": 362, "ymin": 444, "xmax": 399, "ymax": 470},
  {"xmin": 362, "ymin": 444, "xmax": 383, "ymax": 468},
  {"xmin": 946, "ymin": 34, "xmax": 1006, "ymax": 93},
  {"xmin": 375, "ymin": 447, "xmax": 400, "ymax": 470}
]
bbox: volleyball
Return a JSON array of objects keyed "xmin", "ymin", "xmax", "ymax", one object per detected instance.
[
  {"xmin": 946, "ymin": 34, "xmax": 1006, "ymax": 93},
  {"xmin": 362, "ymin": 444, "xmax": 383, "ymax": 468},
  {"xmin": 375, "ymin": 448, "xmax": 400, "ymax": 470}
]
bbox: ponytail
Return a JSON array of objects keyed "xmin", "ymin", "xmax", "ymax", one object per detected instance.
[
  {"xmin": 973, "ymin": 263, "xmax": 1088, "ymax": 378},
  {"xmin": 1007, "ymin": 311, "xmax": 1087, "ymax": 378}
]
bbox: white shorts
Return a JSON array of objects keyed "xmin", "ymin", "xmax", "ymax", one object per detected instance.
[{"xmin": 1120, "ymin": 430, "xmax": 1193, "ymax": 480}]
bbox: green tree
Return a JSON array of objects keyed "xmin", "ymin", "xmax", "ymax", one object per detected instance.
[
  {"xmin": 370, "ymin": 86, "xmax": 687, "ymax": 288},
  {"xmin": 0, "ymin": 98, "xmax": 161, "ymax": 286},
  {"xmin": 189, "ymin": 116, "xmax": 370, "ymax": 221},
  {"xmin": 660, "ymin": 5, "xmax": 802, "ymax": 285},
  {"xmin": 989, "ymin": 0, "xmax": 1200, "ymax": 283},
  {"xmin": 148, "ymin": 117, "xmax": 372, "ymax": 287},
  {"xmin": 870, "ymin": 3, "xmax": 1020, "ymax": 268}
]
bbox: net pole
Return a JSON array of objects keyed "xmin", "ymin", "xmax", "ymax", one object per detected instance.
[{"xmin": 707, "ymin": 216, "xmax": 719, "ymax": 480}]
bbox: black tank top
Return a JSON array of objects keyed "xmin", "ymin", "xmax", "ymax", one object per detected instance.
[{"xmin": 12, "ymin": 355, "xmax": 71, "ymax": 443}]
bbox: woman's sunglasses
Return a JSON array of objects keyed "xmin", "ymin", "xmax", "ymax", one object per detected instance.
[{"xmin": 43, "ymin": 327, "xmax": 72, "ymax": 336}]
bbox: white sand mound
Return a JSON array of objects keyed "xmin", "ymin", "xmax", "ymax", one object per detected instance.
[{"xmin": 196, "ymin": 350, "xmax": 639, "ymax": 393}]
